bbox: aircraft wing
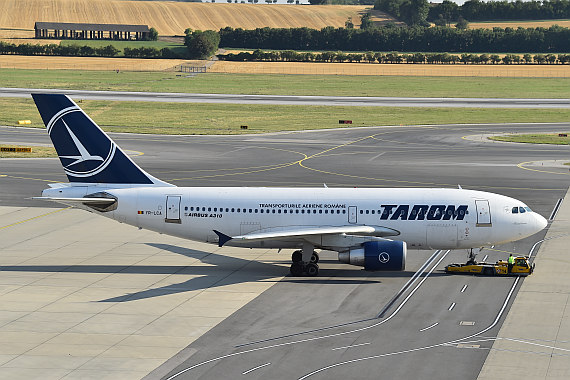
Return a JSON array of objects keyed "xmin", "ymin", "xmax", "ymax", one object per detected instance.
[{"xmin": 214, "ymin": 225, "xmax": 400, "ymax": 247}]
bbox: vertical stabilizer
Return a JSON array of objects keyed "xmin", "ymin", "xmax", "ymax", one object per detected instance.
[{"xmin": 32, "ymin": 94, "xmax": 171, "ymax": 186}]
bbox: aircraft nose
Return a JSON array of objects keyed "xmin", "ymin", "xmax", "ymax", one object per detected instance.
[{"xmin": 535, "ymin": 213, "xmax": 548, "ymax": 232}]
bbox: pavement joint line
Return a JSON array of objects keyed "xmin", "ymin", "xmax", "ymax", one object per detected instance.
[{"xmin": 0, "ymin": 206, "xmax": 70, "ymax": 230}]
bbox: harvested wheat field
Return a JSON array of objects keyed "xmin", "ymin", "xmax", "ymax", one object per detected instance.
[
  {"xmin": 210, "ymin": 61, "xmax": 570, "ymax": 77},
  {"xmin": 0, "ymin": 0, "xmax": 367, "ymax": 38},
  {"xmin": 469, "ymin": 19, "xmax": 570, "ymax": 29},
  {"xmin": 0, "ymin": 55, "xmax": 190, "ymax": 71}
]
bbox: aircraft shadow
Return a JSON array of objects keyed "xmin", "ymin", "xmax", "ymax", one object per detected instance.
[{"xmin": 0, "ymin": 243, "xmax": 387, "ymax": 302}]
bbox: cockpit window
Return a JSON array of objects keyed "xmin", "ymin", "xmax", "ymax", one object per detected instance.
[
  {"xmin": 512, "ymin": 207, "xmax": 518, "ymax": 214},
  {"xmin": 519, "ymin": 207, "xmax": 526, "ymax": 213},
  {"xmin": 525, "ymin": 207, "xmax": 532, "ymax": 212}
]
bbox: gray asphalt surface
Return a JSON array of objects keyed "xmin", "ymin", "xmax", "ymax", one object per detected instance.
[
  {"xmin": 1, "ymin": 87, "xmax": 569, "ymax": 108},
  {"xmin": 1, "ymin": 122, "xmax": 569, "ymax": 380}
]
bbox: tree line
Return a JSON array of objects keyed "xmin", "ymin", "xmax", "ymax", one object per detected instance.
[
  {"xmin": 429, "ymin": 0, "xmax": 570, "ymax": 24},
  {"xmin": 219, "ymin": 49, "xmax": 570, "ymax": 64},
  {"xmin": 0, "ymin": 42, "xmax": 184, "ymax": 59},
  {"xmin": 219, "ymin": 25, "xmax": 570, "ymax": 53}
]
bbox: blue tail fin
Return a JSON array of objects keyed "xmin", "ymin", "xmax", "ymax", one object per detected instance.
[{"xmin": 32, "ymin": 94, "xmax": 170, "ymax": 186}]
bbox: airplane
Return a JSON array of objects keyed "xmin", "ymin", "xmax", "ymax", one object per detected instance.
[{"xmin": 31, "ymin": 94, "xmax": 548, "ymax": 277}]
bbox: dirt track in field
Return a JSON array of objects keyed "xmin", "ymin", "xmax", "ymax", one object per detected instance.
[
  {"xmin": 0, "ymin": 56, "xmax": 568, "ymax": 77},
  {"xmin": 209, "ymin": 61, "xmax": 570, "ymax": 77},
  {"xmin": 468, "ymin": 19, "xmax": 570, "ymax": 29}
]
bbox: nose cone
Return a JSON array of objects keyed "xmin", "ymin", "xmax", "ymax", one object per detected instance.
[{"xmin": 535, "ymin": 213, "xmax": 548, "ymax": 232}]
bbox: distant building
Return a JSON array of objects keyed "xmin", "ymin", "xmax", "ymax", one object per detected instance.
[{"xmin": 34, "ymin": 22, "xmax": 150, "ymax": 40}]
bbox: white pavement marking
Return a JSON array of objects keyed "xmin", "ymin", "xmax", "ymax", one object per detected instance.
[
  {"xmin": 419, "ymin": 322, "xmax": 439, "ymax": 332},
  {"xmin": 368, "ymin": 152, "xmax": 386, "ymax": 161},
  {"xmin": 460, "ymin": 284, "xmax": 468, "ymax": 293},
  {"xmin": 242, "ymin": 362, "xmax": 271, "ymax": 375},
  {"xmin": 332, "ymin": 343, "xmax": 371, "ymax": 351},
  {"xmin": 448, "ymin": 303, "xmax": 456, "ymax": 311}
]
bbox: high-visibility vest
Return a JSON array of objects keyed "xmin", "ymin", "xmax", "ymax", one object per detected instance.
[{"xmin": 508, "ymin": 256, "xmax": 515, "ymax": 264}]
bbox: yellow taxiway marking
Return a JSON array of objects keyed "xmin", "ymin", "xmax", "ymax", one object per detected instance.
[
  {"xmin": 0, "ymin": 207, "xmax": 71, "ymax": 230},
  {"xmin": 517, "ymin": 161, "xmax": 570, "ymax": 176}
]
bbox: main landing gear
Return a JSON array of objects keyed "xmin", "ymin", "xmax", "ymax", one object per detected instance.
[{"xmin": 290, "ymin": 243, "xmax": 319, "ymax": 277}]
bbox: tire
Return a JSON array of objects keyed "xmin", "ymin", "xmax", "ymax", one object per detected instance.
[
  {"xmin": 290, "ymin": 262, "xmax": 304, "ymax": 276},
  {"xmin": 310, "ymin": 252, "xmax": 319, "ymax": 264},
  {"xmin": 305, "ymin": 263, "xmax": 319, "ymax": 277},
  {"xmin": 292, "ymin": 250, "xmax": 302, "ymax": 263}
]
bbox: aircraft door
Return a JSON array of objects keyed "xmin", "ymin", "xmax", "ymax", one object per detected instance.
[
  {"xmin": 348, "ymin": 206, "xmax": 357, "ymax": 224},
  {"xmin": 475, "ymin": 200, "xmax": 491, "ymax": 226},
  {"xmin": 165, "ymin": 195, "xmax": 181, "ymax": 223}
]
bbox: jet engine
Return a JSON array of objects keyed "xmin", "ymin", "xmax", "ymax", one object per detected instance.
[{"xmin": 338, "ymin": 240, "xmax": 406, "ymax": 271}]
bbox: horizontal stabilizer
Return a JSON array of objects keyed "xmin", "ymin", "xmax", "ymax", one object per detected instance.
[{"xmin": 32, "ymin": 197, "xmax": 116, "ymax": 204}]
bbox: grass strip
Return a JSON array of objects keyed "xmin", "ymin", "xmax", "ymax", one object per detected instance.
[
  {"xmin": 489, "ymin": 133, "xmax": 570, "ymax": 145},
  {"xmin": 0, "ymin": 145, "xmax": 57, "ymax": 158},
  {"xmin": 0, "ymin": 70, "xmax": 568, "ymax": 98},
  {"xmin": 3, "ymin": 98, "xmax": 569, "ymax": 135}
]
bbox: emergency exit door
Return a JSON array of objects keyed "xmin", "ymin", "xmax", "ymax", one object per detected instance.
[
  {"xmin": 475, "ymin": 199, "xmax": 491, "ymax": 226},
  {"xmin": 165, "ymin": 195, "xmax": 181, "ymax": 223}
]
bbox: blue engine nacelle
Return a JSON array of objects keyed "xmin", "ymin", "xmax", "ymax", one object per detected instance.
[{"xmin": 338, "ymin": 240, "xmax": 407, "ymax": 271}]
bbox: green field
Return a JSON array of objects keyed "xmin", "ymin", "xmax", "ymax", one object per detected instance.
[
  {"xmin": 0, "ymin": 69, "xmax": 568, "ymax": 98},
  {"xmin": 60, "ymin": 39, "xmax": 188, "ymax": 57},
  {"xmin": 4, "ymin": 98, "xmax": 569, "ymax": 135},
  {"xmin": 489, "ymin": 133, "xmax": 570, "ymax": 145}
]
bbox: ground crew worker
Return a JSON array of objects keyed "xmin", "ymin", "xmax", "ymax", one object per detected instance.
[{"xmin": 508, "ymin": 254, "xmax": 515, "ymax": 273}]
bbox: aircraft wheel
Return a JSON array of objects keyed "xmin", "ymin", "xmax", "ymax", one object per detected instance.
[
  {"xmin": 292, "ymin": 250, "xmax": 302, "ymax": 263},
  {"xmin": 305, "ymin": 263, "xmax": 319, "ymax": 277},
  {"xmin": 290, "ymin": 262, "xmax": 304, "ymax": 276},
  {"xmin": 310, "ymin": 252, "xmax": 319, "ymax": 264}
]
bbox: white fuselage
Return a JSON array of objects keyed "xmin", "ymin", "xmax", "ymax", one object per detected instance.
[{"xmin": 50, "ymin": 186, "xmax": 546, "ymax": 251}]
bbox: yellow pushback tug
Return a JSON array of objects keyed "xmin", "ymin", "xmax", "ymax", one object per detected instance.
[{"xmin": 445, "ymin": 256, "xmax": 534, "ymax": 276}]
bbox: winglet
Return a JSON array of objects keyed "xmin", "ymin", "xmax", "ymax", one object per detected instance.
[{"xmin": 213, "ymin": 230, "xmax": 233, "ymax": 247}]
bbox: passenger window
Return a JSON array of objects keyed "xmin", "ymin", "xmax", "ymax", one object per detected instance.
[
  {"xmin": 366, "ymin": 210, "xmax": 369, "ymax": 214},
  {"xmin": 278, "ymin": 210, "xmax": 281, "ymax": 214},
  {"xmin": 190, "ymin": 207, "xmax": 194, "ymax": 211},
  {"xmin": 319, "ymin": 210, "xmax": 322, "ymax": 214},
  {"xmin": 296, "ymin": 210, "xmax": 299, "ymax": 214},
  {"xmin": 301, "ymin": 210, "xmax": 305, "ymax": 214},
  {"xmin": 231, "ymin": 208, "xmax": 235, "ymax": 212},
  {"xmin": 226, "ymin": 208, "xmax": 229, "ymax": 212},
  {"xmin": 208, "ymin": 207, "xmax": 211, "ymax": 212},
  {"xmin": 360, "ymin": 210, "xmax": 363, "ymax": 214},
  {"xmin": 249, "ymin": 209, "xmax": 253, "ymax": 213},
  {"xmin": 343, "ymin": 210, "xmax": 346, "ymax": 214},
  {"xmin": 260, "ymin": 209, "xmax": 264, "ymax": 213},
  {"xmin": 371, "ymin": 210, "xmax": 375, "ymax": 214},
  {"xmin": 202, "ymin": 207, "xmax": 206, "ymax": 211},
  {"xmin": 272, "ymin": 210, "xmax": 276, "ymax": 213},
  {"xmin": 255, "ymin": 209, "xmax": 258, "ymax": 213},
  {"xmin": 325, "ymin": 210, "xmax": 328, "ymax": 214}
]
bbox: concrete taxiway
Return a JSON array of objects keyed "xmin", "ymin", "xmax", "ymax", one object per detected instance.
[
  {"xmin": 0, "ymin": 122, "xmax": 569, "ymax": 379},
  {"xmin": 1, "ymin": 88, "xmax": 569, "ymax": 108}
]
